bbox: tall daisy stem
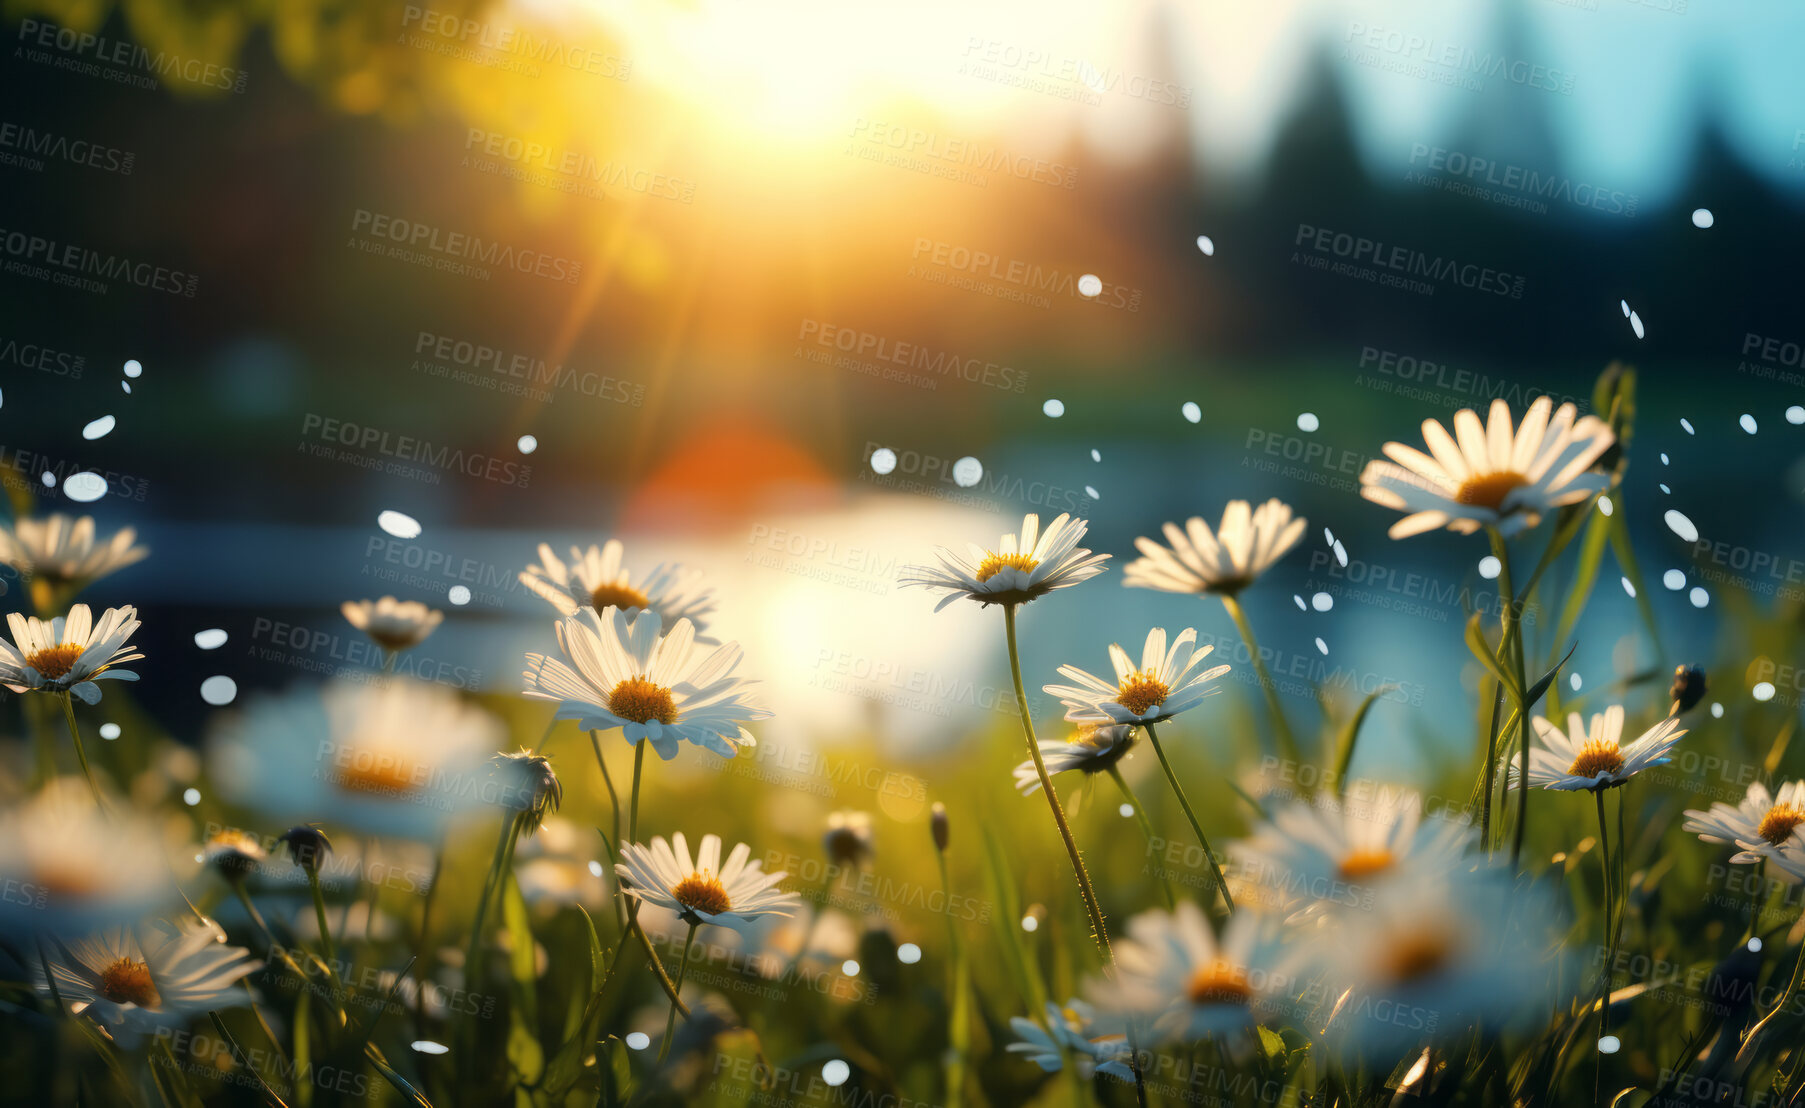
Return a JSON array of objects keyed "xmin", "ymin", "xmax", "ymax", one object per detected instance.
[
  {"xmin": 60, "ymin": 692, "xmax": 108, "ymax": 814},
  {"xmin": 465, "ymin": 812, "xmax": 522, "ymax": 998},
  {"xmin": 1002, "ymin": 605, "xmax": 1148, "ymax": 1108},
  {"xmin": 1488, "ymin": 529, "xmax": 1533, "ymax": 870},
  {"xmin": 1220, "ymin": 595, "xmax": 1300, "ymax": 765},
  {"xmin": 1143, "ymin": 722, "xmax": 1233, "ymax": 916},
  {"xmin": 1739, "ymin": 910, "xmax": 1805, "ymax": 1063},
  {"xmin": 1593, "ymin": 789, "xmax": 1618, "ymax": 1098},
  {"xmin": 657, "ymin": 922, "xmax": 698, "ymax": 1065},
  {"xmin": 1106, "ymin": 764, "xmax": 1177, "ymax": 910}
]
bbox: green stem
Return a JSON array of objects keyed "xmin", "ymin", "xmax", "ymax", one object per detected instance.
[
  {"xmin": 629, "ymin": 739, "xmax": 646, "ymax": 844},
  {"xmin": 1741, "ymin": 918, "xmax": 1805, "ymax": 1063},
  {"xmin": 1220, "ymin": 595, "xmax": 1300, "ymax": 764},
  {"xmin": 592, "ymin": 731, "xmax": 627, "ymax": 929},
  {"xmin": 60, "ymin": 692, "xmax": 108, "ymax": 815},
  {"xmin": 935, "ymin": 850, "xmax": 969, "ymax": 1108},
  {"xmin": 308, "ymin": 869, "xmax": 337, "ymax": 968},
  {"xmin": 657, "ymin": 922, "xmax": 698, "ymax": 1065},
  {"xmin": 1489, "ymin": 529, "xmax": 1532, "ymax": 870},
  {"xmin": 1479, "ymin": 683, "xmax": 1505, "ymax": 856},
  {"xmin": 1594, "ymin": 789, "xmax": 1617, "ymax": 1100},
  {"xmin": 1143, "ymin": 722, "xmax": 1233, "ymax": 915},
  {"xmin": 465, "ymin": 812, "xmax": 521, "ymax": 997},
  {"xmin": 1107, "ymin": 764, "xmax": 1177, "ymax": 910}
]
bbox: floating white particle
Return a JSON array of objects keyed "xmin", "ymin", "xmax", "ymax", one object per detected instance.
[
  {"xmin": 1315, "ymin": 637, "xmax": 1329, "ymax": 655},
  {"xmin": 1311, "ymin": 592, "xmax": 1333, "ymax": 612},
  {"xmin": 1324, "ymin": 527, "xmax": 1335, "ymax": 547},
  {"xmin": 1021, "ymin": 915, "xmax": 1039, "ymax": 932},
  {"xmin": 1755, "ymin": 682, "xmax": 1777, "ymax": 702},
  {"xmin": 1090, "ymin": 449, "xmax": 1101, "ymax": 462},
  {"xmin": 121, "ymin": 381, "xmax": 131, "ymax": 394},
  {"xmin": 1691, "ymin": 208, "xmax": 1714, "ymax": 229},
  {"xmin": 1297, "ymin": 412, "xmax": 1319, "ymax": 432},
  {"xmin": 1711, "ymin": 702, "xmax": 1724, "ymax": 718},
  {"xmin": 1659, "ymin": 484, "xmax": 1671, "ymax": 494},
  {"xmin": 1182, "ymin": 401, "xmax": 1201, "ymax": 424},
  {"xmin": 1569, "ymin": 673, "xmax": 1582, "ymax": 692},
  {"xmin": 517, "ymin": 434, "xmax": 537, "ymax": 454},
  {"xmin": 822, "ymin": 1061, "xmax": 851, "ymax": 1087},
  {"xmin": 1598, "ymin": 1036, "xmax": 1621, "ymax": 1055},
  {"xmin": 1689, "ymin": 586, "xmax": 1709, "ymax": 608},
  {"xmin": 587, "ymin": 860, "xmax": 603, "ymax": 876},
  {"xmin": 1084, "ymin": 485, "xmax": 1100, "ymax": 500},
  {"xmin": 1630, "ymin": 312, "xmax": 1645, "ymax": 339},
  {"xmin": 1750, "ymin": 937, "xmax": 1765, "ymax": 952},
  {"xmin": 123, "ymin": 359, "xmax": 143, "ymax": 378},
  {"xmin": 1333, "ymin": 540, "xmax": 1348, "ymax": 567},
  {"xmin": 99, "ymin": 723, "xmax": 121, "ymax": 740},
  {"xmin": 1479, "ymin": 555, "xmax": 1501, "ymax": 580},
  {"xmin": 898, "ymin": 943, "xmax": 922, "ymax": 964},
  {"xmin": 869, "ymin": 447, "xmax": 896, "ymax": 475},
  {"xmin": 40, "ymin": 471, "xmax": 55, "ymax": 488},
  {"xmin": 1663, "ymin": 569, "xmax": 1686, "ymax": 590},
  {"xmin": 1741, "ymin": 414, "xmax": 1758, "ymax": 434},
  {"xmin": 1598, "ymin": 496, "xmax": 1613, "ymax": 516},
  {"xmin": 1077, "ymin": 274, "xmax": 1103, "ymax": 298},
  {"xmin": 200, "ymin": 675, "xmax": 238, "ymax": 706},
  {"xmin": 377, "ymin": 510, "xmax": 421, "ymax": 539},
  {"xmin": 82, "ymin": 415, "xmax": 116, "ymax": 440},
  {"xmin": 1620, "ymin": 576, "xmax": 1636, "ymax": 598},
  {"xmin": 1196, "ymin": 235, "xmax": 1215, "ymax": 256},
  {"xmin": 1043, "ymin": 398, "xmax": 1065, "ymax": 418},
  {"xmin": 1619, "ymin": 300, "xmax": 1629, "ymax": 318},
  {"xmin": 448, "ymin": 585, "xmax": 471, "ymax": 606},
  {"xmin": 952, "ymin": 457, "xmax": 983, "ymax": 488},
  {"xmin": 841, "ymin": 959, "xmax": 860, "ymax": 977},
  {"xmin": 1294, "ymin": 594, "xmax": 1307, "ymax": 611},
  {"xmin": 411, "ymin": 1041, "xmax": 450, "ymax": 1055},
  {"xmin": 1680, "ymin": 418, "xmax": 1694, "ymax": 435},
  {"xmin": 1118, "ymin": 803, "xmax": 1134, "ymax": 818},
  {"xmin": 183, "ymin": 788, "xmax": 201, "ymax": 806},
  {"xmin": 194, "ymin": 629, "xmax": 228, "ymax": 650},
  {"xmin": 1663, "ymin": 510, "xmax": 1698, "ymax": 543},
  {"xmin": 1790, "ymin": 406, "xmax": 1805, "ymax": 426},
  {"xmin": 63, "ymin": 472, "xmax": 107, "ymax": 502},
  {"xmin": 1660, "ymin": 453, "xmax": 1669, "ymax": 465},
  {"xmin": 625, "ymin": 1032, "xmax": 650, "ymax": 1051}
]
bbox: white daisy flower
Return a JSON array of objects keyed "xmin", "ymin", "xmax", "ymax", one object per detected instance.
[
  {"xmin": 0, "ymin": 514, "xmax": 147, "ymax": 605},
  {"xmin": 1308, "ymin": 868, "xmax": 1553, "ymax": 1052},
  {"xmin": 0, "ymin": 604, "xmax": 141, "ymax": 704},
  {"xmin": 1007, "ymin": 1000, "xmax": 1135, "ymax": 1082},
  {"xmin": 1012, "ymin": 724, "xmax": 1139, "ymax": 795},
  {"xmin": 1085, "ymin": 901, "xmax": 1293, "ymax": 1042},
  {"xmin": 1123, "ymin": 499, "xmax": 1307, "ymax": 596},
  {"xmin": 0, "ymin": 778, "xmax": 171, "ymax": 937},
  {"xmin": 519, "ymin": 540, "xmax": 716, "ymax": 636},
  {"xmin": 1506, "ymin": 706, "xmax": 1686, "ymax": 792},
  {"xmin": 614, "ymin": 832, "xmax": 799, "ymax": 931},
  {"xmin": 341, "ymin": 596, "xmax": 444, "ymax": 652},
  {"xmin": 522, "ymin": 607, "xmax": 769, "ymax": 761},
  {"xmin": 1228, "ymin": 788, "xmax": 1476, "ymax": 915},
  {"xmin": 1359, "ymin": 397, "xmax": 1615, "ymax": 539},
  {"xmin": 36, "ymin": 916, "xmax": 257, "ymax": 1045},
  {"xmin": 1044, "ymin": 627, "xmax": 1230, "ymax": 726},
  {"xmin": 899, "ymin": 513, "xmax": 1110, "ymax": 611},
  {"xmin": 208, "ymin": 679, "xmax": 501, "ymax": 841},
  {"xmin": 1683, "ymin": 780, "xmax": 1805, "ymax": 865}
]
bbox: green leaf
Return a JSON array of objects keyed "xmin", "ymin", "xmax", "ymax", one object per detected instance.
[
  {"xmin": 980, "ymin": 825, "xmax": 1046, "ymax": 1013},
  {"xmin": 1465, "ymin": 613, "xmax": 1519, "ymax": 698},
  {"xmin": 1551, "ymin": 507, "xmax": 1613, "ymax": 667},
  {"xmin": 1256, "ymin": 1025, "xmax": 1287, "ymax": 1066},
  {"xmin": 293, "ymin": 986, "xmax": 313, "ymax": 1108},
  {"xmin": 1332, "ymin": 685, "xmax": 1397, "ymax": 796},
  {"xmin": 208, "ymin": 1012, "xmax": 290, "ymax": 1108},
  {"xmin": 503, "ymin": 878, "xmax": 546, "ymax": 1085},
  {"xmin": 1524, "ymin": 641, "xmax": 1578, "ymax": 713},
  {"xmin": 366, "ymin": 1043, "xmax": 434, "ymax": 1108}
]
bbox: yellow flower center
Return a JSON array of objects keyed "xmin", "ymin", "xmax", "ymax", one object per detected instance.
[
  {"xmin": 1185, "ymin": 960, "xmax": 1253, "ymax": 1006},
  {"xmin": 975, "ymin": 553, "xmax": 1038, "ymax": 583},
  {"xmin": 1759, "ymin": 804, "xmax": 1805, "ymax": 847},
  {"xmin": 609, "ymin": 677, "xmax": 679, "ymax": 725},
  {"xmin": 1567, "ymin": 739, "xmax": 1625, "ymax": 780},
  {"xmin": 25, "ymin": 643, "xmax": 84, "ymax": 681},
  {"xmin": 333, "ymin": 755, "xmax": 422, "ymax": 797},
  {"xmin": 590, "ymin": 583, "xmax": 652, "ymax": 613},
  {"xmin": 1337, "ymin": 848, "xmax": 1395, "ymax": 881},
  {"xmin": 99, "ymin": 957, "xmax": 160, "ymax": 1008},
  {"xmin": 1116, "ymin": 672, "xmax": 1169, "ymax": 716},
  {"xmin": 672, "ymin": 870, "xmax": 732, "ymax": 915},
  {"xmin": 1381, "ymin": 930, "xmax": 1455, "ymax": 984},
  {"xmin": 1454, "ymin": 471, "xmax": 1529, "ymax": 512}
]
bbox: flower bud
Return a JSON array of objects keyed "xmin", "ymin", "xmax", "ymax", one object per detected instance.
[
  {"xmin": 1670, "ymin": 665, "xmax": 1707, "ymax": 713},
  {"xmin": 275, "ymin": 825, "xmax": 333, "ymax": 875},
  {"xmin": 931, "ymin": 802, "xmax": 949, "ymax": 853},
  {"xmin": 490, "ymin": 752, "xmax": 563, "ymax": 834}
]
